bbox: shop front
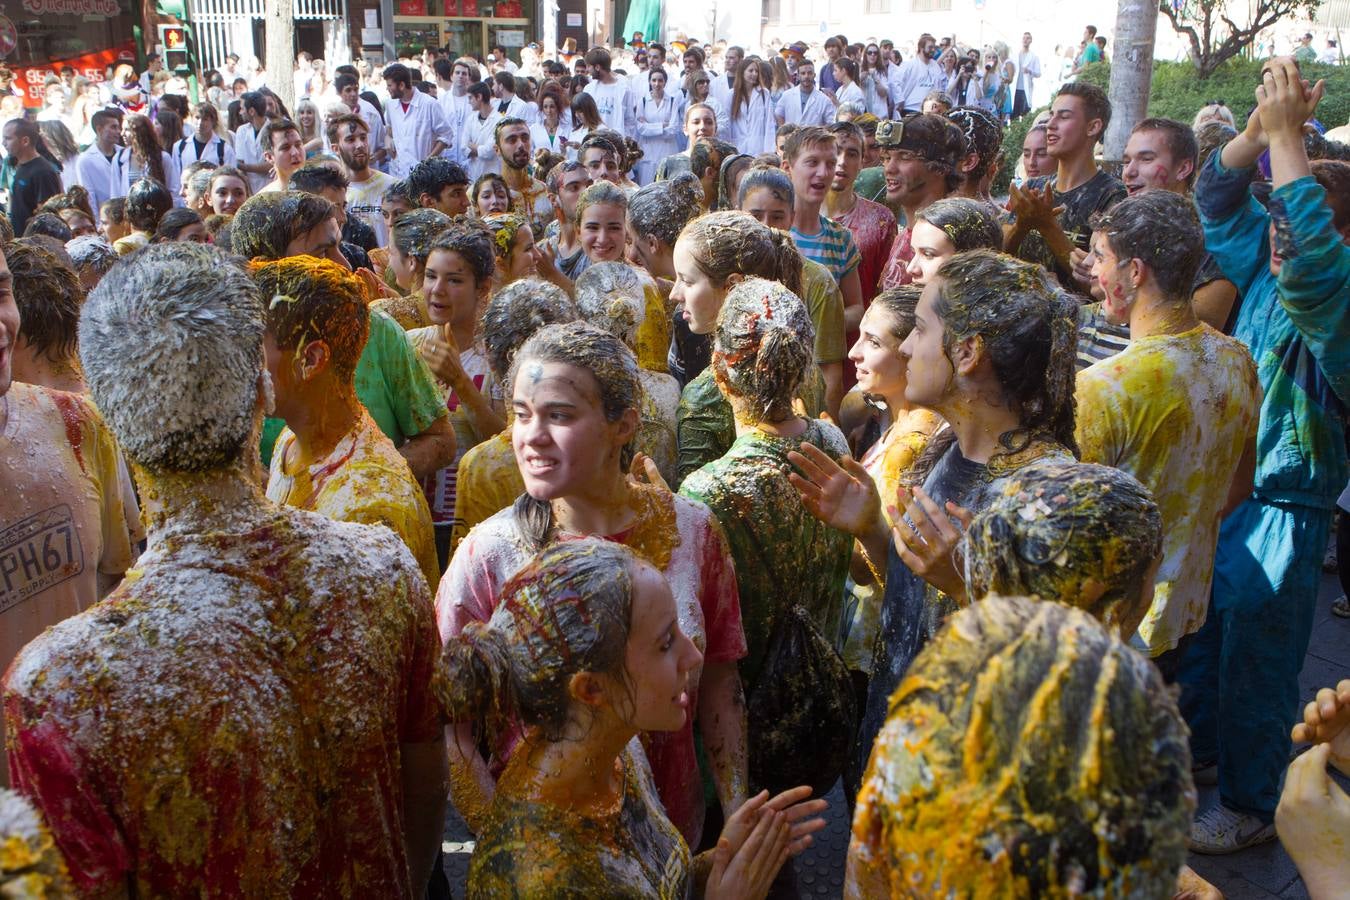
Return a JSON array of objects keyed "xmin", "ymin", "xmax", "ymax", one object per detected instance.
[
  {"xmin": 390, "ymin": 0, "xmax": 534, "ymax": 63},
  {"xmin": 0, "ymin": 0, "xmax": 138, "ymax": 106}
]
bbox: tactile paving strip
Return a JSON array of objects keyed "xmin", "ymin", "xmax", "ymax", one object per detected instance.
[{"xmin": 439, "ymin": 781, "xmax": 851, "ymax": 898}]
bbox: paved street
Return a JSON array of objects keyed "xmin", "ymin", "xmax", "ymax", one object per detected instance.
[{"xmin": 440, "ymin": 571, "xmax": 1350, "ymax": 898}]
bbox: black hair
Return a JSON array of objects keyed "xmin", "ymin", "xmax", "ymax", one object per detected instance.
[
  {"xmin": 1056, "ymin": 81, "xmax": 1112, "ymax": 138},
  {"xmin": 151, "ymin": 207, "xmax": 205, "ymax": 242},
  {"xmin": 125, "ymin": 178, "xmax": 174, "ymax": 232},
  {"xmin": 288, "ymin": 162, "xmax": 350, "ymax": 194},
  {"xmin": 407, "ymin": 157, "xmax": 470, "ymax": 203},
  {"xmin": 383, "ymin": 62, "xmax": 413, "ymax": 90},
  {"xmin": 1090, "ymin": 190, "xmax": 1205, "ymax": 303}
]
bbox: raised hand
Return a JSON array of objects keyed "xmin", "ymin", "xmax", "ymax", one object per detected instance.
[
  {"xmin": 1256, "ymin": 57, "xmax": 1326, "ymax": 139},
  {"xmin": 786, "ymin": 442, "xmax": 883, "ymax": 540},
  {"xmin": 888, "ymin": 485, "xmax": 973, "ymax": 600}
]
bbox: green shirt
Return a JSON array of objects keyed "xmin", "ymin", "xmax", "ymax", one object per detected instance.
[
  {"xmin": 679, "ymin": 419, "xmax": 853, "ymax": 687},
  {"xmin": 261, "ymin": 309, "xmax": 445, "ymax": 466},
  {"xmin": 802, "ymin": 258, "xmax": 846, "ymax": 365},
  {"xmin": 675, "ymin": 365, "xmax": 828, "ymax": 487}
]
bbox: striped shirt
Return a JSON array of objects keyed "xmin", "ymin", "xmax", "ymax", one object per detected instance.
[{"xmin": 791, "ymin": 215, "xmax": 861, "ymax": 285}]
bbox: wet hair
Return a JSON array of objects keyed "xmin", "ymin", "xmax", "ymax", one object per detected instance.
[
  {"xmin": 627, "ymin": 172, "xmax": 703, "ymax": 247},
  {"xmin": 427, "ymin": 217, "xmax": 496, "ymax": 287},
  {"xmin": 574, "ymin": 262, "xmax": 647, "ymax": 350},
  {"xmin": 252, "ymin": 256, "xmax": 370, "ymax": 383},
  {"xmin": 22, "ymin": 213, "xmax": 73, "ymax": 243},
  {"xmin": 717, "ymin": 153, "xmax": 754, "ymax": 210},
  {"xmin": 1130, "ymin": 117, "xmax": 1198, "ymax": 188},
  {"xmin": 776, "ymin": 122, "xmax": 801, "ymax": 143},
  {"xmin": 125, "ymin": 178, "xmax": 174, "ymax": 232},
  {"xmin": 581, "ymin": 130, "xmax": 627, "ymax": 169},
  {"xmin": 8, "ymin": 240, "xmax": 82, "ymax": 364},
  {"xmin": 689, "ymin": 137, "xmax": 736, "ymax": 182},
  {"xmin": 910, "ymin": 250, "xmax": 1079, "ymax": 482},
  {"xmin": 80, "ymin": 243, "xmax": 264, "ymax": 473},
  {"xmin": 66, "ymin": 236, "xmax": 118, "ymax": 280},
  {"xmin": 915, "ymin": 197, "xmax": 1004, "ymax": 253},
  {"xmin": 99, "ymin": 198, "xmax": 126, "ymax": 227},
  {"xmin": 1312, "ymin": 159, "xmax": 1350, "ymax": 232},
  {"xmin": 856, "ymin": 594, "xmax": 1192, "ymax": 897},
  {"xmin": 1055, "ymin": 81, "xmax": 1112, "ymax": 138},
  {"xmin": 439, "ymin": 539, "xmax": 638, "ymax": 741},
  {"xmin": 545, "ymin": 159, "xmax": 588, "ymax": 195},
  {"xmin": 827, "ymin": 120, "xmax": 864, "ymax": 152},
  {"xmin": 736, "ymin": 165, "xmax": 795, "ymax": 210},
  {"xmin": 481, "ymin": 277, "xmax": 576, "ymax": 379},
  {"xmin": 507, "ymin": 321, "xmax": 643, "ymax": 549},
  {"xmin": 712, "ymin": 277, "xmax": 815, "ymax": 423},
  {"xmin": 964, "ymin": 459, "xmax": 1162, "ymax": 631},
  {"xmin": 123, "ymin": 114, "xmax": 167, "ymax": 186},
  {"xmin": 230, "ymin": 191, "xmax": 335, "ymax": 260},
  {"xmin": 493, "ymin": 115, "xmax": 529, "ymax": 148},
  {"xmin": 383, "ymin": 179, "xmax": 413, "ymax": 213},
  {"xmin": 288, "ymin": 161, "xmax": 349, "ymax": 195},
  {"xmin": 679, "ymin": 210, "xmax": 803, "ymax": 295},
  {"xmin": 573, "ymin": 180, "xmax": 629, "ymax": 227},
  {"xmin": 782, "ymin": 125, "xmax": 835, "ymax": 164},
  {"xmin": 151, "ymin": 207, "xmax": 205, "ymax": 242},
  {"xmin": 868, "ymin": 285, "xmax": 922, "ymax": 342},
  {"xmin": 947, "ymin": 106, "xmax": 1004, "ymax": 184},
  {"xmin": 326, "ymin": 111, "xmax": 367, "ymax": 148},
  {"xmin": 1090, "ymin": 190, "xmax": 1204, "ymax": 303},
  {"xmin": 392, "ymin": 208, "xmax": 453, "ymax": 270},
  {"xmin": 260, "ymin": 117, "xmax": 301, "ymax": 152},
  {"xmin": 922, "ymin": 90, "xmax": 953, "ymax": 112},
  {"xmin": 183, "ymin": 162, "xmax": 218, "ymax": 205},
  {"xmin": 39, "ymin": 185, "xmax": 96, "ymax": 224},
  {"xmin": 471, "ymin": 172, "xmax": 511, "ymax": 211}
]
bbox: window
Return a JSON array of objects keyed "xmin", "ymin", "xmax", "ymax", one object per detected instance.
[
  {"xmin": 865, "ymin": 0, "xmax": 891, "ymax": 12},
  {"xmin": 911, "ymin": 0, "xmax": 952, "ymax": 10},
  {"xmin": 763, "ymin": 0, "xmax": 782, "ymax": 25}
]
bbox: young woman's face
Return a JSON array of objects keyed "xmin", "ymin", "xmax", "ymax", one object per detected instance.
[
  {"xmin": 685, "ymin": 106, "xmax": 716, "ymax": 142},
  {"xmin": 670, "ymin": 237, "xmax": 725, "ymax": 335},
  {"xmin": 504, "ymin": 226, "xmax": 540, "ymax": 283},
  {"xmin": 738, "ymin": 186, "xmax": 791, "ymax": 230},
  {"xmin": 175, "ymin": 221, "xmax": 209, "ymax": 243},
  {"xmin": 692, "ymin": 78, "xmax": 710, "ymax": 102},
  {"xmin": 476, "ymin": 181, "xmax": 511, "ymax": 215},
  {"xmin": 579, "ymin": 201, "xmax": 627, "ymax": 263},
  {"xmin": 849, "ymin": 305, "xmax": 906, "ymax": 399},
  {"xmin": 905, "ymin": 220, "xmax": 957, "ymax": 286},
  {"xmin": 210, "ymin": 175, "xmax": 248, "ymax": 215},
  {"xmin": 422, "ymin": 248, "xmax": 480, "ymax": 327},
  {"xmin": 744, "ymin": 64, "xmax": 759, "ymax": 87},
  {"xmin": 382, "ymin": 197, "xmax": 413, "ymax": 230},
  {"xmin": 612, "ymin": 561, "xmax": 702, "ymax": 734},
  {"xmin": 387, "ymin": 243, "xmax": 419, "ymax": 292},
  {"xmin": 512, "ymin": 360, "xmax": 634, "ymax": 500},
  {"xmin": 299, "ymin": 106, "xmax": 315, "ymax": 129},
  {"xmin": 899, "ymin": 281, "xmax": 954, "ymax": 409},
  {"xmin": 59, "ymin": 210, "xmax": 96, "ymax": 238},
  {"xmin": 649, "ymin": 70, "xmax": 666, "ymax": 94},
  {"xmin": 541, "ymin": 95, "xmax": 559, "ymax": 121}
]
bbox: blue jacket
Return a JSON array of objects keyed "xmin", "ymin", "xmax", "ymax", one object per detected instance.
[{"xmin": 1196, "ymin": 152, "xmax": 1350, "ymax": 509}]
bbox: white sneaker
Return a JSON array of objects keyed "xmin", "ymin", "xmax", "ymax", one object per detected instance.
[{"xmin": 1188, "ymin": 803, "xmax": 1276, "ymax": 854}]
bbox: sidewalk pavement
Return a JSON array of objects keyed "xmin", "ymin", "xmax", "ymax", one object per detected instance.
[{"xmin": 440, "ymin": 572, "xmax": 1350, "ymax": 898}]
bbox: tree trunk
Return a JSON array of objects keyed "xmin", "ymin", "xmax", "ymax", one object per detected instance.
[
  {"xmin": 265, "ymin": 0, "xmax": 296, "ymax": 115},
  {"xmin": 1104, "ymin": 0, "xmax": 1159, "ymax": 164}
]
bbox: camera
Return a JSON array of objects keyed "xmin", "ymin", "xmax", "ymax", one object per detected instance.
[{"xmin": 961, "ymin": 60, "xmax": 976, "ymax": 74}]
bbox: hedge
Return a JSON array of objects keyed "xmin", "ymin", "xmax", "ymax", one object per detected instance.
[{"xmin": 992, "ymin": 58, "xmax": 1350, "ymax": 194}]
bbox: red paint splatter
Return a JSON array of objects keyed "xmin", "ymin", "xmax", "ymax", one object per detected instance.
[{"xmin": 50, "ymin": 391, "xmax": 87, "ymax": 475}]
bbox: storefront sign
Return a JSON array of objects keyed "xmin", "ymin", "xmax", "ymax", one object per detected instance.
[
  {"xmin": 398, "ymin": 0, "xmax": 426, "ymax": 14},
  {"xmin": 497, "ymin": 29, "xmax": 524, "ymax": 47},
  {"xmin": 20, "ymin": 0, "xmax": 121, "ymax": 16},
  {"xmin": 12, "ymin": 39, "xmax": 135, "ymax": 107}
]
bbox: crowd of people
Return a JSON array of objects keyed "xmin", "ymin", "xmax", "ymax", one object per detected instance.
[{"xmin": 1, "ymin": 23, "xmax": 1350, "ymax": 900}]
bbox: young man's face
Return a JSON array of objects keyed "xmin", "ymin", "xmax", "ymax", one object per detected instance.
[
  {"xmin": 554, "ymin": 168, "xmax": 593, "ymax": 222},
  {"xmin": 341, "ymin": 83, "xmax": 360, "ymax": 109},
  {"xmin": 831, "ymin": 134, "xmax": 863, "ymax": 192},
  {"xmin": 1045, "ymin": 94, "xmax": 1099, "ymax": 159},
  {"xmin": 434, "ymin": 183, "xmax": 470, "ymax": 217},
  {"xmin": 785, "ymin": 139, "xmax": 837, "ymax": 205},
  {"xmin": 725, "ymin": 48, "xmax": 743, "ymax": 72},
  {"xmin": 796, "ymin": 63, "xmax": 816, "ymax": 92},
  {"xmin": 1088, "ymin": 230, "xmax": 1135, "ymax": 325},
  {"xmin": 1023, "ymin": 33, "xmax": 1033, "ymax": 50},
  {"xmin": 266, "ymin": 129, "xmax": 306, "ymax": 178},
  {"xmin": 336, "ymin": 122, "xmax": 371, "ymax": 171},
  {"xmin": 498, "ymin": 123, "xmax": 532, "ymax": 171},
  {"xmin": 582, "ymin": 148, "xmax": 620, "ymax": 184},
  {"xmin": 2, "ymin": 123, "xmax": 24, "ymax": 159},
  {"xmin": 825, "ymin": 43, "xmax": 841, "ymax": 60},
  {"xmin": 284, "ymin": 217, "xmax": 349, "ymax": 270},
  {"xmin": 384, "ymin": 78, "xmax": 405, "ymax": 101},
  {"xmin": 453, "ymin": 63, "xmax": 473, "ymax": 88},
  {"xmin": 1121, "ymin": 129, "xmax": 1192, "ymax": 195}
]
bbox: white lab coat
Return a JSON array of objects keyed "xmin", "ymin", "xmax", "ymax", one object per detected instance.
[
  {"xmin": 463, "ymin": 110, "xmax": 502, "ymax": 182},
  {"xmin": 233, "ymin": 122, "xmax": 270, "ymax": 194},
  {"xmin": 386, "ymin": 90, "xmax": 454, "ymax": 180},
  {"xmin": 634, "ymin": 93, "xmax": 681, "ymax": 185},
  {"xmin": 583, "ymin": 78, "xmax": 636, "ymax": 135},
  {"xmin": 75, "ymin": 144, "xmax": 129, "ymax": 215},
  {"xmin": 727, "ymin": 88, "xmax": 775, "ymax": 157},
  {"xmin": 170, "ymin": 133, "xmax": 237, "ymax": 170},
  {"xmin": 775, "ymin": 86, "xmax": 835, "ymax": 126}
]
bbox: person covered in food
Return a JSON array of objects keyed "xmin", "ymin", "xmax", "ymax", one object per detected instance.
[
  {"xmin": 436, "ymin": 321, "xmax": 750, "ymax": 850},
  {"xmin": 441, "ymin": 539, "xmax": 827, "ymax": 898}
]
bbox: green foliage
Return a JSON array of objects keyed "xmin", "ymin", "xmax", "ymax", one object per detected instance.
[{"xmin": 992, "ymin": 58, "xmax": 1350, "ymax": 193}]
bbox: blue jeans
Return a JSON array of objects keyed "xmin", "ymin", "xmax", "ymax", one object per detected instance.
[{"xmin": 1177, "ymin": 497, "xmax": 1331, "ymax": 823}]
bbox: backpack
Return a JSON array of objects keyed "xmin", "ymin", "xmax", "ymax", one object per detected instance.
[{"xmin": 177, "ymin": 137, "xmax": 225, "ymax": 168}]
